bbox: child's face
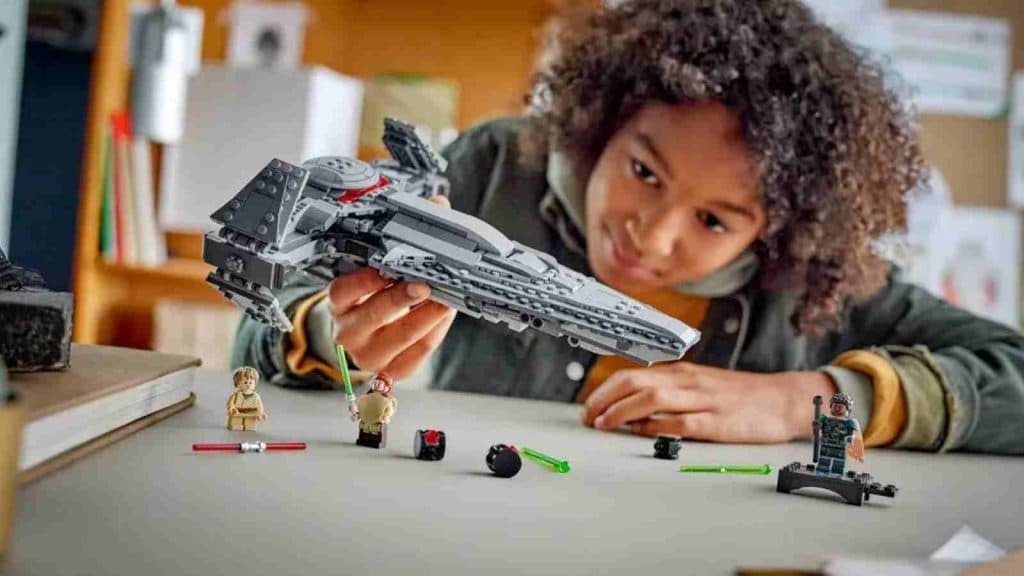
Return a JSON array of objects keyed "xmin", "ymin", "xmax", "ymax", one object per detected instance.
[{"xmin": 585, "ymin": 101, "xmax": 765, "ymax": 293}]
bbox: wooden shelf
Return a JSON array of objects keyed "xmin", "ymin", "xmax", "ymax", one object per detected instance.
[
  {"xmin": 98, "ymin": 257, "xmax": 213, "ymax": 284},
  {"xmin": 72, "ymin": 0, "xmax": 557, "ymax": 349}
]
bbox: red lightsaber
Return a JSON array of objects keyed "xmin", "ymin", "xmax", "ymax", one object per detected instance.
[{"xmin": 192, "ymin": 442, "xmax": 306, "ymax": 453}]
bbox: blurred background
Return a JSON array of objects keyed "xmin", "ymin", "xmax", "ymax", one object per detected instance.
[{"xmin": 0, "ymin": 0, "xmax": 1021, "ymax": 369}]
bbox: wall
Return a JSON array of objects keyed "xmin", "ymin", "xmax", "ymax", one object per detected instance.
[
  {"xmin": 890, "ymin": 0, "xmax": 1024, "ymax": 207},
  {"xmin": 0, "ymin": 0, "xmax": 28, "ymax": 252}
]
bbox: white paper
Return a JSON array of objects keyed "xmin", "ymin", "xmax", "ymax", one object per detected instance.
[
  {"xmin": 1008, "ymin": 73, "xmax": 1024, "ymax": 207},
  {"xmin": 226, "ymin": 1, "xmax": 309, "ymax": 69},
  {"xmin": 825, "ymin": 525, "xmax": 1005, "ymax": 576},
  {"xmin": 801, "ymin": 0, "xmax": 892, "ymax": 56},
  {"xmin": 931, "ymin": 525, "xmax": 1006, "ymax": 563},
  {"xmin": 930, "ymin": 206, "xmax": 1020, "ymax": 328},
  {"xmin": 160, "ymin": 66, "xmax": 363, "ymax": 232},
  {"xmin": 889, "ymin": 10, "xmax": 1010, "ymax": 117}
]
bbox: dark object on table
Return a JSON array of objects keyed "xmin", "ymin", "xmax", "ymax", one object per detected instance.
[
  {"xmin": 413, "ymin": 429, "xmax": 445, "ymax": 461},
  {"xmin": 486, "ymin": 444, "xmax": 521, "ymax": 478},
  {"xmin": 776, "ymin": 462, "xmax": 897, "ymax": 506},
  {"xmin": 0, "ymin": 249, "xmax": 73, "ymax": 372},
  {"xmin": 776, "ymin": 394, "xmax": 897, "ymax": 506},
  {"xmin": 653, "ymin": 435, "xmax": 681, "ymax": 460}
]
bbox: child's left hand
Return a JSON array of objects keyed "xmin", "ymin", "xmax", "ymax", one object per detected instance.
[{"xmin": 581, "ymin": 362, "xmax": 837, "ymax": 443}]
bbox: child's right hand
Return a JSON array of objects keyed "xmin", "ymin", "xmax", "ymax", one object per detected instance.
[{"xmin": 328, "ymin": 196, "xmax": 456, "ymax": 380}]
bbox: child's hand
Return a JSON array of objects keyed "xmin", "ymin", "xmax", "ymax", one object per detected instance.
[
  {"xmin": 328, "ymin": 198, "xmax": 456, "ymax": 380},
  {"xmin": 581, "ymin": 362, "xmax": 837, "ymax": 443}
]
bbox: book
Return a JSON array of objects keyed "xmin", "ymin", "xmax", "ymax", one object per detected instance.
[
  {"xmin": 130, "ymin": 136, "xmax": 167, "ymax": 266},
  {"xmin": 8, "ymin": 344, "xmax": 200, "ymax": 482},
  {"xmin": 112, "ymin": 111, "xmax": 139, "ymax": 264},
  {"xmin": 99, "ymin": 125, "xmax": 118, "ymax": 262}
]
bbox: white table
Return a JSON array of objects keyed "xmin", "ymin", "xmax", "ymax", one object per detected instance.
[{"xmin": 3, "ymin": 369, "xmax": 1022, "ymax": 575}]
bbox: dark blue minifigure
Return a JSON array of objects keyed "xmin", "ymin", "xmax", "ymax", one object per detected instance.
[{"xmin": 814, "ymin": 393, "xmax": 864, "ymax": 477}]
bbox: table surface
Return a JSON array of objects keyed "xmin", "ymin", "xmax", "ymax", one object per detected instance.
[{"xmin": 3, "ymin": 369, "xmax": 1023, "ymax": 575}]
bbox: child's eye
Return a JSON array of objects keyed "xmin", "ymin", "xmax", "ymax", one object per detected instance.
[
  {"xmin": 697, "ymin": 210, "xmax": 727, "ymax": 234},
  {"xmin": 630, "ymin": 158, "xmax": 660, "ymax": 186}
]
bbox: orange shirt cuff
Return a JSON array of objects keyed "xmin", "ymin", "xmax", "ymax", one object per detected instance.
[
  {"xmin": 284, "ymin": 290, "xmax": 344, "ymax": 384},
  {"xmin": 833, "ymin": 349, "xmax": 907, "ymax": 447}
]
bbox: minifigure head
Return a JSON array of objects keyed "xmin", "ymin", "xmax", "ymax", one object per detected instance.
[
  {"xmin": 829, "ymin": 392, "xmax": 853, "ymax": 417},
  {"xmin": 369, "ymin": 372, "xmax": 394, "ymax": 397},
  {"xmin": 232, "ymin": 366, "xmax": 260, "ymax": 393}
]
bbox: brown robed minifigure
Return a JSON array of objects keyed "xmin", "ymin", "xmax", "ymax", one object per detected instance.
[
  {"xmin": 226, "ymin": 366, "xmax": 267, "ymax": 431},
  {"xmin": 355, "ymin": 372, "xmax": 397, "ymax": 449}
]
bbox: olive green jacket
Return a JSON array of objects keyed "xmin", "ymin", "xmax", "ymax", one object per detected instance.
[{"xmin": 233, "ymin": 117, "xmax": 1024, "ymax": 455}]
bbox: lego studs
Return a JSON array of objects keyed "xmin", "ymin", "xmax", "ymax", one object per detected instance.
[
  {"xmin": 414, "ymin": 429, "xmax": 446, "ymax": 461},
  {"xmin": 653, "ymin": 435, "xmax": 682, "ymax": 460},
  {"xmin": 486, "ymin": 444, "xmax": 522, "ymax": 478}
]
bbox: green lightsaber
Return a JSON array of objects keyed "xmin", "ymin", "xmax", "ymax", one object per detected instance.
[
  {"xmin": 336, "ymin": 345, "xmax": 358, "ymax": 420},
  {"xmin": 521, "ymin": 447, "xmax": 570, "ymax": 473},
  {"xmin": 678, "ymin": 464, "xmax": 771, "ymax": 475}
]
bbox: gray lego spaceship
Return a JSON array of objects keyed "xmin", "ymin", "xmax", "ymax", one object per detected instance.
[{"xmin": 202, "ymin": 118, "xmax": 700, "ymax": 365}]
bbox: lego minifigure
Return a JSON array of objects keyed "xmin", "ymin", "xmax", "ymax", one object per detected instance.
[
  {"xmin": 814, "ymin": 393, "xmax": 864, "ymax": 477},
  {"xmin": 226, "ymin": 366, "xmax": 267, "ymax": 431},
  {"xmin": 355, "ymin": 372, "xmax": 398, "ymax": 449},
  {"xmin": 776, "ymin": 394, "xmax": 896, "ymax": 506},
  {"xmin": 653, "ymin": 435, "xmax": 682, "ymax": 460}
]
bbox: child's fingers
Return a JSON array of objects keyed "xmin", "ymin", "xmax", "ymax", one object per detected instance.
[
  {"xmin": 356, "ymin": 302, "xmax": 454, "ymax": 371},
  {"xmin": 630, "ymin": 413, "xmax": 716, "ymax": 439},
  {"xmin": 592, "ymin": 386, "xmax": 709, "ymax": 431},
  {"xmin": 428, "ymin": 195, "xmax": 451, "ymax": 208},
  {"xmin": 582, "ymin": 369, "xmax": 647, "ymax": 426},
  {"xmin": 334, "ymin": 282, "xmax": 431, "ymax": 345},
  {"xmin": 381, "ymin": 310, "xmax": 457, "ymax": 379},
  {"xmin": 328, "ymin": 268, "xmax": 392, "ymax": 313}
]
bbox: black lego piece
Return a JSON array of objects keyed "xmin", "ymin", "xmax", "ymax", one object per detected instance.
[
  {"xmin": 776, "ymin": 462, "xmax": 898, "ymax": 506},
  {"xmin": 653, "ymin": 435, "xmax": 682, "ymax": 460},
  {"xmin": 0, "ymin": 248, "xmax": 73, "ymax": 372},
  {"xmin": 486, "ymin": 444, "xmax": 522, "ymax": 478},
  {"xmin": 413, "ymin": 429, "xmax": 446, "ymax": 461}
]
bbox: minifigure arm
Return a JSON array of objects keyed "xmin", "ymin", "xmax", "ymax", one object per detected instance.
[{"xmin": 848, "ymin": 429, "xmax": 865, "ymax": 462}]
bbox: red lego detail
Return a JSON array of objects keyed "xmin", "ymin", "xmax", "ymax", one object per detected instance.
[
  {"xmin": 424, "ymin": 429, "xmax": 441, "ymax": 445},
  {"xmin": 337, "ymin": 176, "xmax": 390, "ymax": 203}
]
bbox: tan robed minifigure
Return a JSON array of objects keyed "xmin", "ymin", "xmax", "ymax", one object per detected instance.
[
  {"xmin": 355, "ymin": 372, "xmax": 397, "ymax": 449},
  {"xmin": 227, "ymin": 366, "xmax": 267, "ymax": 431}
]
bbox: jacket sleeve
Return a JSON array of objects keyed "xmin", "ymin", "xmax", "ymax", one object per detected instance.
[
  {"xmin": 229, "ymin": 279, "xmax": 338, "ymax": 390},
  {"xmin": 842, "ymin": 277, "xmax": 1024, "ymax": 454}
]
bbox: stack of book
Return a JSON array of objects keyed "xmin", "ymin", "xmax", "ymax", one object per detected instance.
[
  {"xmin": 99, "ymin": 110, "xmax": 167, "ymax": 267},
  {"xmin": 9, "ymin": 344, "xmax": 199, "ymax": 483}
]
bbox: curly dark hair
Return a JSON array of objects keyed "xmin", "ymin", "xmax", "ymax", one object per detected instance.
[{"xmin": 525, "ymin": 0, "xmax": 926, "ymax": 334}]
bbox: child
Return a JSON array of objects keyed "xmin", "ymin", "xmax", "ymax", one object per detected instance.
[{"xmin": 233, "ymin": 0, "xmax": 1024, "ymax": 454}]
